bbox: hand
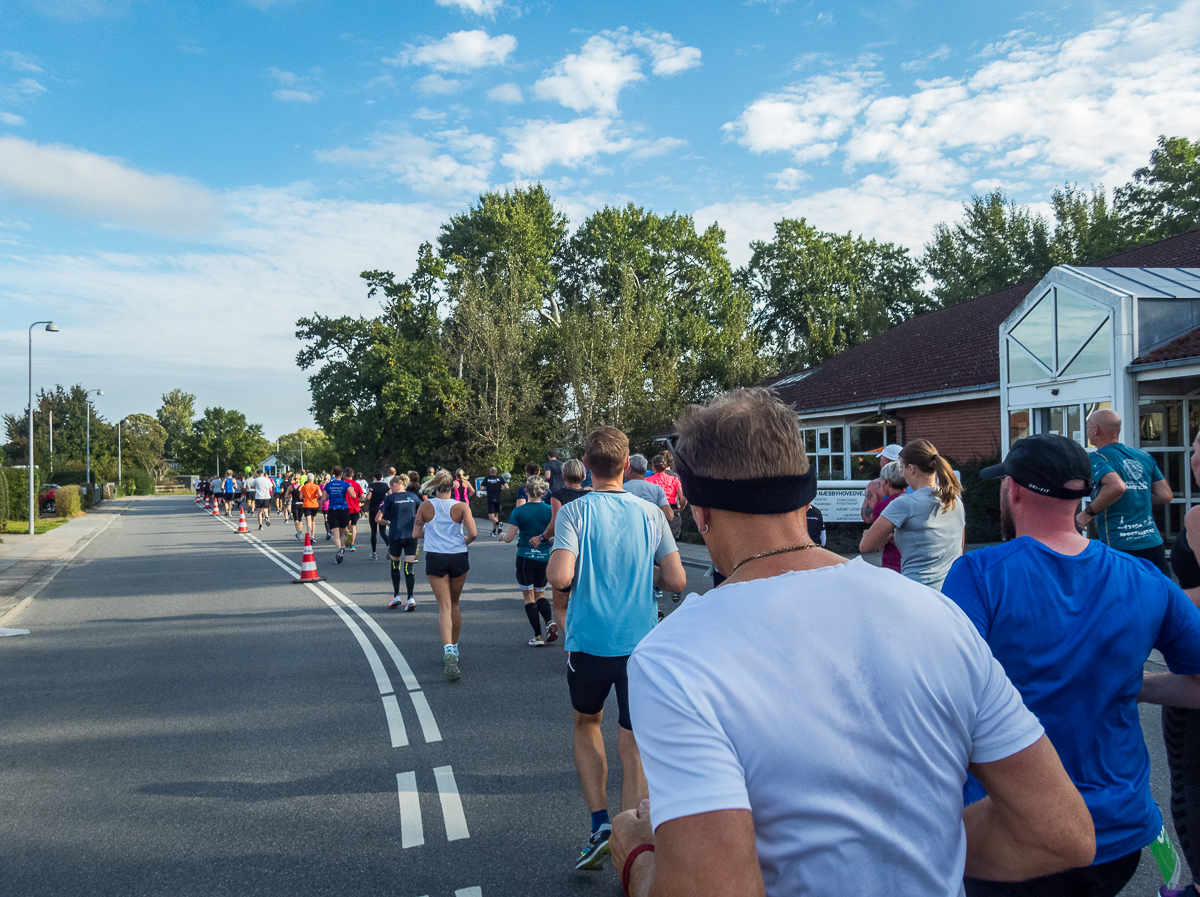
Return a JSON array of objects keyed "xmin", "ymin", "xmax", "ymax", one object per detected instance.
[
  {"xmin": 1074, "ymin": 510, "xmax": 1092, "ymax": 532},
  {"xmin": 610, "ymin": 799, "xmax": 655, "ymax": 871},
  {"xmin": 529, "ymin": 535, "xmax": 542, "ymax": 549}
]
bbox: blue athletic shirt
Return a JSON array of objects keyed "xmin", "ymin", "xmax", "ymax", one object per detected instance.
[
  {"xmin": 1089, "ymin": 443, "xmax": 1165, "ymax": 550},
  {"xmin": 381, "ymin": 491, "xmax": 421, "ymax": 540},
  {"xmin": 223, "ymin": 477, "xmax": 235, "ymax": 493},
  {"xmin": 552, "ymin": 490, "xmax": 678, "ymax": 656},
  {"xmin": 508, "ymin": 502, "xmax": 552, "ymax": 561},
  {"xmin": 324, "ymin": 479, "xmax": 350, "ymax": 510},
  {"xmin": 943, "ymin": 537, "xmax": 1200, "ymax": 863}
]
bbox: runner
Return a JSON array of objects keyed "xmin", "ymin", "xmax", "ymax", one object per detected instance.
[
  {"xmin": 222, "ymin": 469, "xmax": 236, "ymax": 516},
  {"xmin": 647, "ymin": 452, "xmax": 687, "ymax": 601},
  {"xmin": 299, "ymin": 473, "xmax": 321, "ymax": 541},
  {"xmin": 252, "ymin": 468, "xmax": 273, "ymax": 529},
  {"xmin": 413, "ymin": 470, "xmax": 478, "ymax": 680},
  {"xmin": 321, "ymin": 467, "xmax": 352, "ymax": 564},
  {"xmin": 545, "ymin": 428, "xmax": 686, "ymax": 871},
  {"xmin": 482, "ymin": 466, "xmax": 508, "ymax": 537},
  {"xmin": 501, "ymin": 475, "xmax": 557, "ymax": 646},
  {"xmin": 452, "ymin": 469, "xmax": 475, "ymax": 505},
  {"xmin": 344, "ymin": 467, "xmax": 362, "ymax": 553},
  {"xmin": 321, "ymin": 474, "xmax": 333, "ymax": 541},
  {"xmin": 545, "ymin": 449, "xmax": 564, "ymax": 494},
  {"xmin": 378, "ymin": 474, "xmax": 423, "ymax": 610},
  {"xmin": 366, "ymin": 470, "xmax": 390, "ymax": 560},
  {"xmin": 514, "ymin": 462, "xmax": 541, "ymax": 507}
]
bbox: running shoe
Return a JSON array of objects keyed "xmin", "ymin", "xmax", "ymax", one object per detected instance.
[
  {"xmin": 294, "ymin": 531, "xmax": 302, "ymax": 541},
  {"xmin": 349, "ymin": 545, "xmax": 356, "ymax": 552},
  {"xmin": 405, "ymin": 597, "xmax": 416, "ymax": 612},
  {"xmin": 672, "ymin": 592, "xmax": 682, "ymax": 603},
  {"xmin": 528, "ymin": 634, "xmax": 545, "ymax": 646},
  {"xmin": 544, "ymin": 620, "xmax": 559, "ymax": 643},
  {"xmin": 657, "ymin": 609, "xmax": 665, "ymax": 623},
  {"xmin": 574, "ymin": 826, "xmax": 612, "ymax": 871},
  {"xmin": 336, "ymin": 549, "xmax": 345, "ymax": 564},
  {"xmin": 389, "ymin": 595, "xmax": 403, "ymax": 608},
  {"xmin": 325, "ymin": 533, "xmax": 332, "ymax": 541},
  {"xmin": 265, "ymin": 517, "xmax": 270, "ymax": 527},
  {"xmin": 444, "ymin": 650, "xmax": 460, "ymax": 681},
  {"xmin": 653, "ymin": 589, "xmax": 664, "ymax": 600},
  {"xmin": 258, "ymin": 524, "xmax": 263, "ymax": 530},
  {"xmin": 370, "ymin": 552, "xmax": 377, "ymax": 560}
]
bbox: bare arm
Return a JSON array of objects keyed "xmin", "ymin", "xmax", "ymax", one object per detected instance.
[
  {"xmin": 412, "ymin": 501, "xmax": 434, "ymax": 539},
  {"xmin": 1076, "ymin": 472, "xmax": 1125, "ymax": 530},
  {"xmin": 530, "ymin": 497, "xmax": 562, "ymax": 549},
  {"xmin": 1152, "ymin": 478, "xmax": 1174, "ymax": 506},
  {"xmin": 861, "ymin": 480, "xmax": 882, "ymax": 524},
  {"xmin": 458, "ymin": 503, "xmax": 478, "ymax": 545},
  {"xmin": 1139, "ymin": 672, "xmax": 1200, "ymax": 707},
  {"xmin": 963, "ymin": 734, "xmax": 1095, "ymax": 880},
  {"xmin": 660, "ymin": 503, "xmax": 674, "ymax": 522},
  {"xmin": 501, "ymin": 524, "xmax": 518, "ymax": 544},
  {"xmin": 547, "ymin": 548, "xmax": 576, "ymax": 592},
  {"xmin": 655, "ymin": 551, "xmax": 687, "ymax": 594},
  {"xmin": 610, "ymin": 802, "xmax": 764, "ymax": 897},
  {"xmin": 859, "ymin": 514, "xmax": 896, "ymax": 554}
]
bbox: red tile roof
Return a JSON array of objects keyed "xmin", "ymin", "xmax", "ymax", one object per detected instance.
[
  {"xmin": 772, "ymin": 229, "xmax": 1200, "ymax": 414},
  {"xmin": 1132, "ymin": 325, "xmax": 1200, "ymax": 365}
]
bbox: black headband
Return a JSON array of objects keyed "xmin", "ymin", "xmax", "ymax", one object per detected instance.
[{"xmin": 674, "ymin": 451, "xmax": 818, "ymax": 515}]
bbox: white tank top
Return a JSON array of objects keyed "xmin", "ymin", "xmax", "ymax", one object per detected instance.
[{"xmin": 423, "ymin": 497, "xmax": 468, "ymax": 554}]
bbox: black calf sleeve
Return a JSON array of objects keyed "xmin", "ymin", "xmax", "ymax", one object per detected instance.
[
  {"xmin": 403, "ymin": 562, "xmax": 415, "ymax": 598},
  {"xmin": 535, "ymin": 597, "xmax": 552, "ymax": 624},
  {"xmin": 390, "ymin": 559, "xmax": 401, "ymax": 594},
  {"xmin": 524, "ymin": 602, "xmax": 542, "ymax": 637}
]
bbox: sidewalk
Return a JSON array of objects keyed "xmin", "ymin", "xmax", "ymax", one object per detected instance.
[{"xmin": 0, "ymin": 499, "xmax": 135, "ymax": 626}]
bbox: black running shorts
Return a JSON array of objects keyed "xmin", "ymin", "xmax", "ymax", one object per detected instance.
[
  {"xmin": 326, "ymin": 508, "xmax": 350, "ymax": 529},
  {"xmin": 255, "ymin": 499, "xmax": 270, "ymax": 509},
  {"xmin": 303, "ymin": 507, "xmax": 318, "ymax": 518},
  {"xmin": 223, "ymin": 492, "xmax": 234, "ymax": 501},
  {"xmin": 349, "ymin": 512, "xmax": 360, "ymax": 525},
  {"xmin": 389, "ymin": 537, "xmax": 419, "ymax": 559},
  {"xmin": 567, "ymin": 651, "xmax": 632, "ymax": 730},
  {"xmin": 515, "ymin": 556, "xmax": 548, "ymax": 591},
  {"xmin": 487, "ymin": 498, "xmax": 501, "ymax": 515},
  {"xmin": 425, "ymin": 551, "xmax": 469, "ymax": 578}
]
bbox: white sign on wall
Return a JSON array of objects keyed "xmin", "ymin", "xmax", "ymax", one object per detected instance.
[{"xmin": 812, "ymin": 481, "xmax": 870, "ymax": 523}]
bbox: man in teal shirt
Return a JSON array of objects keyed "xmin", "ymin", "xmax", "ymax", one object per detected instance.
[{"xmin": 1078, "ymin": 409, "xmax": 1173, "ymax": 574}]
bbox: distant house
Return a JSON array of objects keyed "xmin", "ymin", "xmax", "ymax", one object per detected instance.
[
  {"xmin": 762, "ymin": 229, "xmax": 1200, "ymax": 532},
  {"xmin": 260, "ymin": 453, "xmax": 286, "ymax": 475}
]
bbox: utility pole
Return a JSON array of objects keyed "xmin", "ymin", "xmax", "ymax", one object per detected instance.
[{"xmin": 117, "ymin": 420, "xmax": 122, "ymax": 485}]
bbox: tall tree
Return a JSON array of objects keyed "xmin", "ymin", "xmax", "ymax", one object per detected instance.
[
  {"xmin": 923, "ymin": 191, "xmax": 1053, "ymax": 306},
  {"xmin": 177, "ymin": 407, "xmax": 269, "ymax": 476},
  {"xmin": 274, "ymin": 427, "xmax": 339, "ymax": 473},
  {"xmin": 3, "ymin": 384, "xmax": 115, "ymax": 478},
  {"xmin": 156, "ymin": 389, "xmax": 195, "ymax": 459},
  {"xmin": 741, "ymin": 218, "xmax": 929, "ymax": 372},
  {"xmin": 120, "ymin": 413, "xmax": 168, "ymax": 473},
  {"xmin": 1048, "ymin": 184, "xmax": 1129, "ymax": 265},
  {"xmin": 1115, "ymin": 135, "xmax": 1200, "ymax": 241}
]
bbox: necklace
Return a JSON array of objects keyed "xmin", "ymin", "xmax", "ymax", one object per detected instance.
[{"xmin": 728, "ymin": 543, "xmax": 818, "ymax": 577}]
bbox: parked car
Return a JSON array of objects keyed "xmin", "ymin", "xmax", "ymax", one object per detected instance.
[{"xmin": 39, "ymin": 484, "xmax": 59, "ymax": 515}]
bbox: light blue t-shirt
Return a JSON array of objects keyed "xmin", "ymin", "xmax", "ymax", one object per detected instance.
[
  {"xmin": 624, "ymin": 478, "xmax": 668, "ymax": 509},
  {"xmin": 553, "ymin": 490, "xmax": 678, "ymax": 657},
  {"xmin": 1089, "ymin": 443, "xmax": 1165, "ymax": 550}
]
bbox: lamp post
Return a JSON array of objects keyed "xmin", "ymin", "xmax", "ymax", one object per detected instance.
[
  {"xmin": 28, "ymin": 321, "xmax": 59, "ymax": 536},
  {"xmin": 117, "ymin": 419, "xmax": 122, "ymax": 485},
  {"xmin": 84, "ymin": 388, "xmax": 104, "ymax": 500}
]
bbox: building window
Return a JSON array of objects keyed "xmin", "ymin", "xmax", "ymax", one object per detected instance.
[
  {"xmin": 1009, "ymin": 409, "xmax": 1030, "ymax": 446},
  {"xmin": 800, "ymin": 418, "xmax": 895, "ymax": 480},
  {"xmin": 1005, "ymin": 286, "xmax": 1110, "ymax": 384},
  {"xmin": 1140, "ymin": 397, "xmax": 1195, "ymax": 540}
]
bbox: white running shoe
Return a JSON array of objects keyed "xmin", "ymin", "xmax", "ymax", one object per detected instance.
[
  {"xmin": 389, "ymin": 595, "xmax": 402, "ymax": 608},
  {"xmin": 405, "ymin": 597, "xmax": 416, "ymax": 612},
  {"xmin": 528, "ymin": 634, "xmax": 545, "ymax": 646}
]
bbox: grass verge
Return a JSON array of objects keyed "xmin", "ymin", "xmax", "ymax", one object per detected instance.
[{"xmin": 5, "ymin": 516, "xmax": 72, "ymax": 535}]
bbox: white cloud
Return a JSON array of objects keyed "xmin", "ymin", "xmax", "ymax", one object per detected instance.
[
  {"xmin": 628, "ymin": 136, "xmax": 687, "ymax": 160},
  {"xmin": 317, "ymin": 127, "xmax": 495, "ymax": 195},
  {"xmin": 273, "ymin": 88, "xmax": 318, "ymax": 103},
  {"xmin": 627, "ymin": 30, "xmax": 702, "ymax": 76},
  {"xmin": 816, "ymin": 12, "xmax": 834, "ymax": 26},
  {"xmin": 900, "ymin": 44, "xmax": 952, "ymax": 72},
  {"xmin": 414, "ymin": 73, "xmax": 463, "ymax": 95},
  {"xmin": 390, "ymin": 30, "xmax": 516, "ymax": 72},
  {"xmin": 500, "ymin": 117, "xmax": 685, "ymax": 175},
  {"xmin": 435, "ymin": 0, "xmax": 502, "ymax": 16},
  {"xmin": 4, "ymin": 51, "xmax": 44, "ymax": 73},
  {"xmin": 487, "ymin": 81, "xmax": 523, "ymax": 103},
  {"xmin": 771, "ymin": 167, "xmax": 810, "ymax": 190},
  {"xmin": 1, "ymin": 112, "xmax": 26, "ymax": 126},
  {"xmin": 0, "ymin": 137, "xmax": 221, "ymax": 236}
]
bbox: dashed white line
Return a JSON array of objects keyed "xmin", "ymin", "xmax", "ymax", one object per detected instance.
[
  {"xmin": 397, "ymin": 771, "xmax": 424, "ymax": 848},
  {"xmin": 382, "ymin": 694, "xmax": 409, "ymax": 748},
  {"xmin": 323, "ymin": 585, "xmax": 420, "ymax": 690},
  {"xmin": 434, "ymin": 765, "xmax": 470, "ymax": 842},
  {"xmin": 409, "ymin": 690, "xmax": 443, "ymax": 744},
  {"xmin": 307, "ymin": 584, "xmax": 394, "ymax": 696},
  {"xmin": 456, "ymin": 888, "xmax": 483, "ymax": 897}
]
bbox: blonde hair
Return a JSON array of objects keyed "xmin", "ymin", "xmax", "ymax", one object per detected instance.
[
  {"xmin": 562, "ymin": 458, "xmax": 585, "ymax": 484},
  {"xmin": 427, "ymin": 469, "xmax": 455, "ymax": 495},
  {"xmin": 525, "ymin": 475, "xmax": 548, "ymax": 501},
  {"xmin": 674, "ymin": 388, "xmax": 808, "ymax": 480},
  {"xmin": 880, "ymin": 460, "xmax": 907, "ymax": 489},
  {"xmin": 899, "ymin": 439, "xmax": 962, "ymax": 513},
  {"xmin": 394, "ymin": 474, "xmax": 410, "ymax": 488}
]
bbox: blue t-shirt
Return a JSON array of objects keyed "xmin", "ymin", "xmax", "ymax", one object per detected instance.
[
  {"xmin": 943, "ymin": 537, "xmax": 1200, "ymax": 863},
  {"xmin": 381, "ymin": 491, "xmax": 421, "ymax": 540},
  {"xmin": 1089, "ymin": 443, "xmax": 1165, "ymax": 550},
  {"xmin": 508, "ymin": 501, "xmax": 552, "ymax": 561},
  {"xmin": 552, "ymin": 490, "xmax": 678, "ymax": 656},
  {"xmin": 223, "ymin": 477, "xmax": 235, "ymax": 493},
  {"xmin": 324, "ymin": 479, "xmax": 350, "ymax": 510}
]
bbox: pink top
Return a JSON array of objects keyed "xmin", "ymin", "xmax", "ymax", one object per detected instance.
[
  {"xmin": 872, "ymin": 493, "xmax": 902, "ymax": 572},
  {"xmin": 647, "ymin": 471, "xmax": 682, "ymax": 505}
]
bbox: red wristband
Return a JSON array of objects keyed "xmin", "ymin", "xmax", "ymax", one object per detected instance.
[{"xmin": 622, "ymin": 843, "xmax": 655, "ymax": 897}]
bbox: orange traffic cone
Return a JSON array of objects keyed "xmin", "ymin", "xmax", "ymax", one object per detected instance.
[
  {"xmin": 212, "ymin": 496, "xmax": 220, "ymax": 516},
  {"xmin": 204, "ymin": 494, "xmax": 211, "ymax": 510},
  {"xmin": 293, "ymin": 533, "xmax": 325, "ymax": 583},
  {"xmin": 237, "ymin": 507, "xmax": 249, "ymax": 533}
]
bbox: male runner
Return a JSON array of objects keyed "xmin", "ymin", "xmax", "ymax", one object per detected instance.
[
  {"xmin": 378, "ymin": 475, "xmax": 422, "ymax": 609},
  {"xmin": 366, "ymin": 470, "xmax": 391, "ymax": 560},
  {"xmin": 545, "ymin": 449, "xmax": 564, "ymax": 494},
  {"xmin": 252, "ymin": 468, "xmax": 273, "ymax": 529},
  {"xmin": 514, "ymin": 462, "xmax": 541, "ymax": 507},
  {"xmin": 222, "ymin": 469, "xmax": 236, "ymax": 516},
  {"xmin": 482, "ymin": 467, "xmax": 508, "ymax": 537},
  {"xmin": 299, "ymin": 473, "xmax": 321, "ymax": 541},
  {"xmin": 322, "ymin": 467, "xmax": 351, "ymax": 564},
  {"xmin": 546, "ymin": 427, "xmax": 687, "ymax": 871},
  {"xmin": 344, "ymin": 467, "xmax": 362, "ymax": 552}
]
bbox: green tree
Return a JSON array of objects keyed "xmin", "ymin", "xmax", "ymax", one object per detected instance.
[
  {"xmin": 923, "ymin": 191, "xmax": 1053, "ymax": 306},
  {"xmin": 1048, "ymin": 184, "xmax": 1129, "ymax": 265},
  {"xmin": 120, "ymin": 413, "xmax": 168, "ymax": 473},
  {"xmin": 177, "ymin": 407, "xmax": 269, "ymax": 476},
  {"xmin": 1115, "ymin": 135, "xmax": 1200, "ymax": 241},
  {"xmin": 3, "ymin": 384, "xmax": 116, "ymax": 480},
  {"xmin": 274, "ymin": 427, "xmax": 339, "ymax": 473},
  {"xmin": 156, "ymin": 389, "xmax": 195, "ymax": 459},
  {"xmin": 741, "ymin": 218, "xmax": 930, "ymax": 371}
]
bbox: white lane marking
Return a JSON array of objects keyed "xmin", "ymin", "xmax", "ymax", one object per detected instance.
[
  {"xmin": 397, "ymin": 771, "xmax": 424, "ymax": 848},
  {"xmin": 321, "ymin": 584, "xmax": 420, "ymax": 691},
  {"xmin": 305, "ymin": 584, "xmax": 395, "ymax": 696},
  {"xmin": 382, "ymin": 694, "xmax": 409, "ymax": 748},
  {"xmin": 433, "ymin": 765, "xmax": 470, "ymax": 841},
  {"xmin": 456, "ymin": 889, "xmax": 483, "ymax": 897},
  {"xmin": 408, "ymin": 690, "xmax": 443, "ymax": 744}
]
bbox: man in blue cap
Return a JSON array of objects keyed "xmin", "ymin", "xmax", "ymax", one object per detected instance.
[{"xmin": 943, "ymin": 434, "xmax": 1200, "ymax": 896}]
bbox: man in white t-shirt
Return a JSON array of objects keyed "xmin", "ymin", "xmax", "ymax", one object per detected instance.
[
  {"xmin": 251, "ymin": 468, "xmax": 274, "ymax": 529},
  {"xmin": 610, "ymin": 388, "xmax": 1094, "ymax": 897}
]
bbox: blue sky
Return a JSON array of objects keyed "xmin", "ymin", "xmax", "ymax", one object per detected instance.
[{"xmin": 2, "ymin": 0, "xmax": 1198, "ymax": 439}]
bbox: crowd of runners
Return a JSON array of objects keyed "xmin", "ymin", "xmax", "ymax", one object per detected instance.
[{"xmin": 194, "ymin": 394, "xmax": 1200, "ymax": 896}]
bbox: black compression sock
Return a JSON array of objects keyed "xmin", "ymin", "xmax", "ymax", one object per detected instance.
[
  {"xmin": 390, "ymin": 560, "xmax": 401, "ymax": 595},
  {"xmin": 403, "ymin": 562, "xmax": 416, "ymax": 598},
  {"xmin": 536, "ymin": 597, "xmax": 553, "ymax": 624},
  {"xmin": 524, "ymin": 602, "xmax": 542, "ymax": 636}
]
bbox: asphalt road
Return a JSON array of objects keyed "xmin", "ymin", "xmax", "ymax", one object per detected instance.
[{"xmin": 0, "ymin": 496, "xmax": 1184, "ymax": 895}]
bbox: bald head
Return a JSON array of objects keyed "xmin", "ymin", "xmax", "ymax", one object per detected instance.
[{"xmin": 1087, "ymin": 409, "xmax": 1122, "ymax": 446}]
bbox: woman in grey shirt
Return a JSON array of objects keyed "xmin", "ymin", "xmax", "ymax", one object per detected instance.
[{"xmin": 859, "ymin": 439, "xmax": 965, "ymax": 591}]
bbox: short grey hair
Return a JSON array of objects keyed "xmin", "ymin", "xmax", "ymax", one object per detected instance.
[
  {"xmin": 880, "ymin": 460, "xmax": 907, "ymax": 488},
  {"xmin": 628, "ymin": 453, "xmax": 648, "ymax": 474}
]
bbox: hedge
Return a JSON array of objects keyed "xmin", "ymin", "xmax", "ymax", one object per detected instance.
[
  {"xmin": 122, "ymin": 469, "xmax": 155, "ymax": 496},
  {"xmin": 55, "ymin": 485, "xmax": 82, "ymax": 517},
  {"xmin": 0, "ymin": 468, "xmax": 7, "ymax": 535},
  {"xmin": 2, "ymin": 467, "xmax": 40, "ymax": 520}
]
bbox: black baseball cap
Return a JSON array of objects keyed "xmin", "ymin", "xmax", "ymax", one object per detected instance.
[{"xmin": 980, "ymin": 434, "xmax": 1093, "ymax": 499}]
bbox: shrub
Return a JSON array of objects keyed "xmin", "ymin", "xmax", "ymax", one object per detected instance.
[
  {"xmin": 2, "ymin": 467, "xmax": 40, "ymax": 520},
  {"xmin": 955, "ymin": 455, "xmax": 1002, "ymax": 544},
  {"xmin": 122, "ymin": 469, "xmax": 155, "ymax": 496},
  {"xmin": 55, "ymin": 485, "xmax": 82, "ymax": 517},
  {"xmin": 0, "ymin": 468, "xmax": 7, "ymax": 535}
]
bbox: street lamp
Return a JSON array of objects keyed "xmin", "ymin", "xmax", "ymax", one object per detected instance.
[
  {"xmin": 28, "ymin": 321, "xmax": 59, "ymax": 536},
  {"xmin": 84, "ymin": 388, "xmax": 104, "ymax": 498}
]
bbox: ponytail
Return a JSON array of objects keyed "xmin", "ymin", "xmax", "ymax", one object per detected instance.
[{"xmin": 899, "ymin": 439, "xmax": 962, "ymax": 513}]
